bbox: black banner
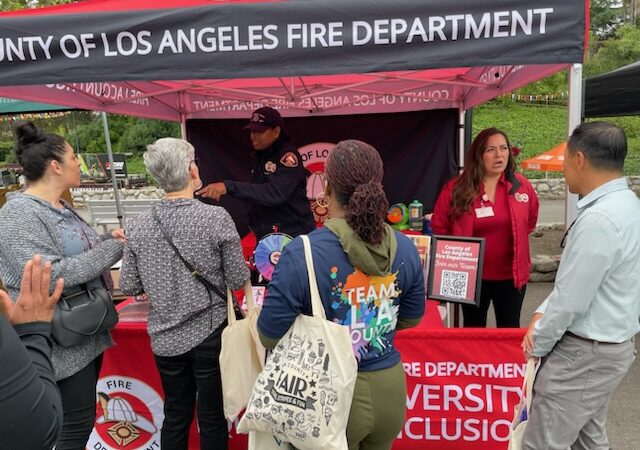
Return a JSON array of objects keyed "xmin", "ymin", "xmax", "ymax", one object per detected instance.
[
  {"xmin": 585, "ymin": 61, "xmax": 640, "ymax": 118},
  {"xmin": 188, "ymin": 109, "xmax": 458, "ymax": 237},
  {"xmin": 0, "ymin": 0, "xmax": 585, "ymax": 86}
]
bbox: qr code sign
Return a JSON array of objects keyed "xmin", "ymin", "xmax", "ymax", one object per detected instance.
[{"xmin": 440, "ymin": 270, "xmax": 468, "ymax": 299}]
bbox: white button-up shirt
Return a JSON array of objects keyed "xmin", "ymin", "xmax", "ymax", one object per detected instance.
[{"xmin": 532, "ymin": 177, "xmax": 640, "ymax": 357}]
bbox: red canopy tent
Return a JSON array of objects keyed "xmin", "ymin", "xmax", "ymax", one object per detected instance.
[
  {"xmin": 0, "ymin": 2, "xmax": 589, "ymax": 449},
  {"xmin": 0, "ymin": 0, "xmax": 587, "ymax": 125},
  {"xmin": 0, "ymin": 0, "xmax": 588, "ymax": 229}
]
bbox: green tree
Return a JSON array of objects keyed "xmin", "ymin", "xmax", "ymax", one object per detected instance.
[
  {"xmin": 64, "ymin": 113, "xmax": 180, "ymax": 156},
  {"xmin": 117, "ymin": 120, "xmax": 180, "ymax": 155},
  {"xmin": 0, "ymin": 0, "xmax": 70, "ymax": 11},
  {"xmin": 585, "ymin": 23, "xmax": 640, "ymax": 76},
  {"xmin": 591, "ymin": 0, "xmax": 628, "ymax": 39}
]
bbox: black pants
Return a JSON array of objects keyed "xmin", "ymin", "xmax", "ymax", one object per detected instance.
[
  {"xmin": 56, "ymin": 355, "xmax": 103, "ymax": 450},
  {"xmin": 462, "ymin": 279, "xmax": 526, "ymax": 328},
  {"xmin": 154, "ymin": 324, "xmax": 227, "ymax": 450}
]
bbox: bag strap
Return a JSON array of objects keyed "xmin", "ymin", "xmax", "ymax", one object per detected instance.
[
  {"xmin": 301, "ymin": 235, "xmax": 326, "ymax": 320},
  {"xmin": 151, "ymin": 207, "xmax": 227, "ymax": 299},
  {"xmin": 226, "ymin": 281, "xmax": 255, "ymax": 324},
  {"xmin": 520, "ymin": 358, "xmax": 540, "ymax": 411}
]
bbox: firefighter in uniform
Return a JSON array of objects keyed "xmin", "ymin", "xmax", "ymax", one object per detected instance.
[{"xmin": 197, "ymin": 106, "xmax": 315, "ymax": 240}]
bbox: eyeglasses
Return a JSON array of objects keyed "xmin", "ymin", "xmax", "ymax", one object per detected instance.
[{"xmin": 560, "ymin": 220, "xmax": 577, "ymax": 249}]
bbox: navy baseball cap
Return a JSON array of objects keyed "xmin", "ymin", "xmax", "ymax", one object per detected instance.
[{"xmin": 243, "ymin": 106, "xmax": 284, "ymax": 132}]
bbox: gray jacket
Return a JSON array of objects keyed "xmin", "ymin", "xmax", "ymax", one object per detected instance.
[{"xmin": 0, "ymin": 193, "xmax": 123, "ymax": 380}]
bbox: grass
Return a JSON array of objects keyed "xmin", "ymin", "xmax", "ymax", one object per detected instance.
[
  {"xmin": 473, "ymin": 100, "xmax": 640, "ymax": 178},
  {"xmin": 126, "ymin": 156, "xmax": 146, "ymax": 175}
]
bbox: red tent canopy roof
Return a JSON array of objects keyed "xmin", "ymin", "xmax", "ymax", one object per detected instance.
[
  {"xmin": 0, "ymin": 0, "xmax": 588, "ymax": 121},
  {"xmin": 0, "ymin": 0, "xmax": 274, "ymax": 16}
]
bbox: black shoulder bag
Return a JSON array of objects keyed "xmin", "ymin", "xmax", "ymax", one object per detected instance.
[
  {"xmin": 151, "ymin": 208, "xmax": 244, "ymax": 326},
  {"xmin": 52, "ymin": 208, "xmax": 118, "ymax": 347},
  {"xmin": 52, "ymin": 284, "xmax": 118, "ymax": 347}
]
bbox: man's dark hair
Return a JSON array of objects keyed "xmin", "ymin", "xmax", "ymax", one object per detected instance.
[{"xmin": 567, "ymin": 121, "xmax": 627, "ymax": 172}]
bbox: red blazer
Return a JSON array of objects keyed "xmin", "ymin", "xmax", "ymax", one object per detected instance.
[{"xmin": 432, "ymin": 171, "xmax": 539, "ymax": 289}]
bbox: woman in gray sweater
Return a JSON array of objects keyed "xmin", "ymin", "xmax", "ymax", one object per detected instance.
[
  {"xmin": 0, "ymin": 122, "xmax": 124, "ymax": 450},
  {"xmin": 120, "ymin": 138, "xmax": 249, "ymax": 450}
]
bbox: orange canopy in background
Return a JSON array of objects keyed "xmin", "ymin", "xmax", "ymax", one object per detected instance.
[{"xmin": 521, "ymin": 142, "xmax": 566, "ymax": 172}]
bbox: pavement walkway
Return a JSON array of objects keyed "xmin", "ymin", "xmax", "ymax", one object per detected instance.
[{"xmin": 537, "ymin": 198, "xmax": 565, "ymax": 225}]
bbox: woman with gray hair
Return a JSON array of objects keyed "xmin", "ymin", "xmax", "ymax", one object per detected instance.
[{"xmin": 120, "ymin": 138, "xmax": 250, "ymax": 450}]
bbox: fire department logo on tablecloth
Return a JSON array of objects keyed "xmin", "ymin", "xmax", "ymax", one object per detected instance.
[{"xmin": 88, "ymin": 376, "xmax": 163, "ymax": 449}]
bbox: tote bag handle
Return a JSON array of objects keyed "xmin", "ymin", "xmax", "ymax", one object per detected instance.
[
  {"xmin": 520, "ymin": 358, "xmax": 540, "ymax": 412},
  {"xmin": 301, "ymin": 235, "xmax": 327, "ymax": 320},
  {"xmin": 226, "ymin": 280, "xmax": 255, "ymax": 324}
]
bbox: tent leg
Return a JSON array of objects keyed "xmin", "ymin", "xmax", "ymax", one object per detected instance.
[
  {"xmin": 101, "ymin": 112, "xmax": 124, "ymax": 228},
  {"xmin": 179, "ymin": 92, "xmax": 188, "ymax": 140},
  {"xmin": 565, "ymin": 64, "xmax": 582, "ymax": 228},
  {"xmin": 180, "ymin": 113, "xmax": 187, "ymax": 140}
]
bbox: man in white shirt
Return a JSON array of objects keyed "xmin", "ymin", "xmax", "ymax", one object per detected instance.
[{"xmin": 522, "ymin": 121, "xmax": 640, "ymax": 450}]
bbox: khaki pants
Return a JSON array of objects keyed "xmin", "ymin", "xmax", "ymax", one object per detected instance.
[{"xmin": 523, "ymin": 334, "xmax": 636, "ymax": 450}]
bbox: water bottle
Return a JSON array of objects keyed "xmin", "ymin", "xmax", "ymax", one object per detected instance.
[
  {"xmin": 409, "ymin": 199, "xmax": 423, "ymax": 231},
  {"xmin": 423, "ymin": 213, "xmax": 434, "ymax": 236}
]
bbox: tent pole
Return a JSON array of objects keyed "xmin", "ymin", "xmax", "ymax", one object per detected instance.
[
  {"xmin": 100, "ymin": 111, "xmax": 124, "ymax": 228},
  {"xmin": 71, "ymin": 111, "xmax": 80, "ymax": 152},
  {"xmin": 179, "ymin": 91, "xmax": 188, "ymax": 139},
  {"xmin": 565, "ymin": 64, "xmax": 582, "ymax": 228},
  {"xmin": 180, "ymin": 113, "xmax": 187, "ymax": 140},
  {"xmin": 464, "ymin": 108, "xmax": 473, "ymax": 156}
]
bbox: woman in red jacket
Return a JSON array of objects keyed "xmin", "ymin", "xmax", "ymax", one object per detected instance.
[{"xmin": 432, "ymin": 128, "xmax": 539, "ymax": 327}]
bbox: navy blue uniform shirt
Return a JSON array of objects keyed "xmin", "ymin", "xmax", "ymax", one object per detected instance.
[{"xmin": 224, "ymin": 138, "xmax": 315, "ymax": 240}]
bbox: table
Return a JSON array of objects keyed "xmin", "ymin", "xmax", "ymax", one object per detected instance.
[{"xmin": 88, "ymin": 300, "xmax": 526, "ymax": 450}]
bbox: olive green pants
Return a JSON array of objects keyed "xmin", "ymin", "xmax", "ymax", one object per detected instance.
[
  {"xmin": 290, "ymin": 362, "xmax": 406, "ymax": 450},
  {"xmin": 346, "ymin": 362, "xmax": 406, "ymax": 450}
]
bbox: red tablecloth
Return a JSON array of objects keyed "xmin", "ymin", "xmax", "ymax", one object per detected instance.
[{"xmin": 89, "ymin": 300, "xmax": 525, "ymax": 450}]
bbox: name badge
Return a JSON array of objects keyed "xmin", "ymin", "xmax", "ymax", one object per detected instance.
[{"xmin": 475, "ymin": 206, "xmax": 495, "ymax": 218}]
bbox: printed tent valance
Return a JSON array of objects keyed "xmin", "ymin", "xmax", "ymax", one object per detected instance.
[{"xmin": 0, "ymin": 0, "xmax": 587, "ymax": 121}]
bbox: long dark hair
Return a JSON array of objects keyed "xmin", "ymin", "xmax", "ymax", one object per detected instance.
[
  {"xmin": 12, "ymin": 121, "xmax": 68, "ymax": 183},
  {"xmin": 450, "ymin": 127, "xmax": 516, "ymax": 219},
  {"xmin": 325, "ymin": 140, "xmax": 389, "ymax": 244}
]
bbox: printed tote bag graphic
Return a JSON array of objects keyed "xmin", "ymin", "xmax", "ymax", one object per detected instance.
[
  {"xmin": 248, "ymin": 430, "xmax": 291, "ymax": 450},
  {"xmin": 508, "ymin": 358, "xmax": 540, "ymax": 450},
  {"xmin": 238, "ymin": 235, "xmax": 358, "ymax": 450},
  {"xmin": 220, "ymin": 281, "xmax": 265, "ymax": 421}
]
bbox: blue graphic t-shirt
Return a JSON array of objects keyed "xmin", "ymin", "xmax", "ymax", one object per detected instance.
[{"xmin": 258, "ymin": 227, "xmax": 425, "ymax": 371}]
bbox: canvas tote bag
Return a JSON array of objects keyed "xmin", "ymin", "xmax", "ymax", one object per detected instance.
[
  {"xmin": 220, "ymin": 281, "xmax": 264, "ymax": 421},
  {"xmin": 238, "ymin": 235, "xmax": 358, "ymax": 450},
  {"xmin": 508, "ymin": 358, "xmax": 540, "ymax": 450},
  {"xmin": 248, "ymin": 431, "xmax": 291, "ymax": 450}
]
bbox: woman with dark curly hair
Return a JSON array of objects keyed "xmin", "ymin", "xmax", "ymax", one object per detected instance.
[
  {"xmin": 257, "ymin": 139, "xmax": 425, "ymax": 450},
  {"xmin": 432, "ymin": 127, "xmax": 539, "ymax": 328}
]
